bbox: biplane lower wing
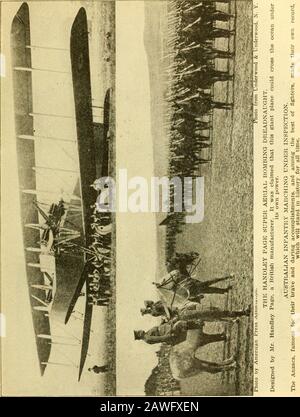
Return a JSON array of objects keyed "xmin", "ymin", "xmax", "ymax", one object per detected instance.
[
  {"xmin": 69, "ymin": 7, "xmax": 98, "ymax": 380},
  {"xmin": 78, "ymin": 300, "xmax": 93, "ymax": 381},
  {"xmin": 64, "ymin": 262, "xmax": 88, "ymax": 324}
]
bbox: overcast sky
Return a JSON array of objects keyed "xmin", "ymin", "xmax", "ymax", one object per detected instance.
[{"xmin": 116, "ymin": 1, "xmax": 162, "ymax": 396}]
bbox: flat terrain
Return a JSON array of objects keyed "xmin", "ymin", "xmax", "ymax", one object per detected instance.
[
  {"xmin": 91, "ymin": 0, "xmax": 116, "ymax": 396},
  {"xmin": 146, "ymin": 0, "xmax": 253, "ymax": 396}
]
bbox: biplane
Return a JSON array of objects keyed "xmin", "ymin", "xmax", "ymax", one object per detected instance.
[{"xmin": 11, "ymin": 4, "xmax": 113, "ymax": 379}]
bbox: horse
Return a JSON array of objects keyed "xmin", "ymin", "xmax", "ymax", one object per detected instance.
[{"xmin": 155, "ymin": 269, "xmax": 233, "ymax": 304}]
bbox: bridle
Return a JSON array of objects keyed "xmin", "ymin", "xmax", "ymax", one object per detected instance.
[{"xmin": 155, "ymin": 256, "xmax": 202, "ymax": 309}]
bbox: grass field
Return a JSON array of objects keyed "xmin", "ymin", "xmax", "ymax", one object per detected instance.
[
  {"xmin": 146, "ymin": 0, "xmax": 253, "ymax": 396},
  {"xmin": 96, "ymin": 1, "xmax": 116, "ymax": 396},
  {"xmin": 178, "ymin": 1, "xmax": 253, "ymax": 396}
]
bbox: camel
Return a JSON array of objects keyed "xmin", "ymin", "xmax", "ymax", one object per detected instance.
[
  {"xmin": 169, "ymin": 307, "xmax": 250, "ymax": 379},
  {"xmin": 169, "ymin": 328, "xmax": 236, "ymax": 380}
]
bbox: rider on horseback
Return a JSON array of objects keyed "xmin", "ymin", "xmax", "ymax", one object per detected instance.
[
  {"xmin": 134, "ymin": 320, "xmax": 226, "ymax": 346},
  {"xmin": 155, "ymin": 251, "xmax": 233, "ymax": 301}
]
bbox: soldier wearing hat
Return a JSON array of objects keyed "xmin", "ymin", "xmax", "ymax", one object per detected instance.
[
  {"xmin": 134, "ymin": 320, "xmax": 226, "ymax": 346},
  {"xmin": 134, "ymin": 320, "xmax": 202, "ymax": 345},
  {"xmin": 88, "ymin": 364, "xmax": 109, "ymax": 374}
]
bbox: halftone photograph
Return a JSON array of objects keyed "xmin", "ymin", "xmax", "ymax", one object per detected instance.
[
  {"xmin": 1, "ymin": 1, "xmax": 116, "ymax": 396},
  {"xmin": 116, "ymin": 0, "xmax": 253, "ymax": 396},
  {"xmin": 2, "ymin": 0, "xmax": 299, "ymax": 400}
]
